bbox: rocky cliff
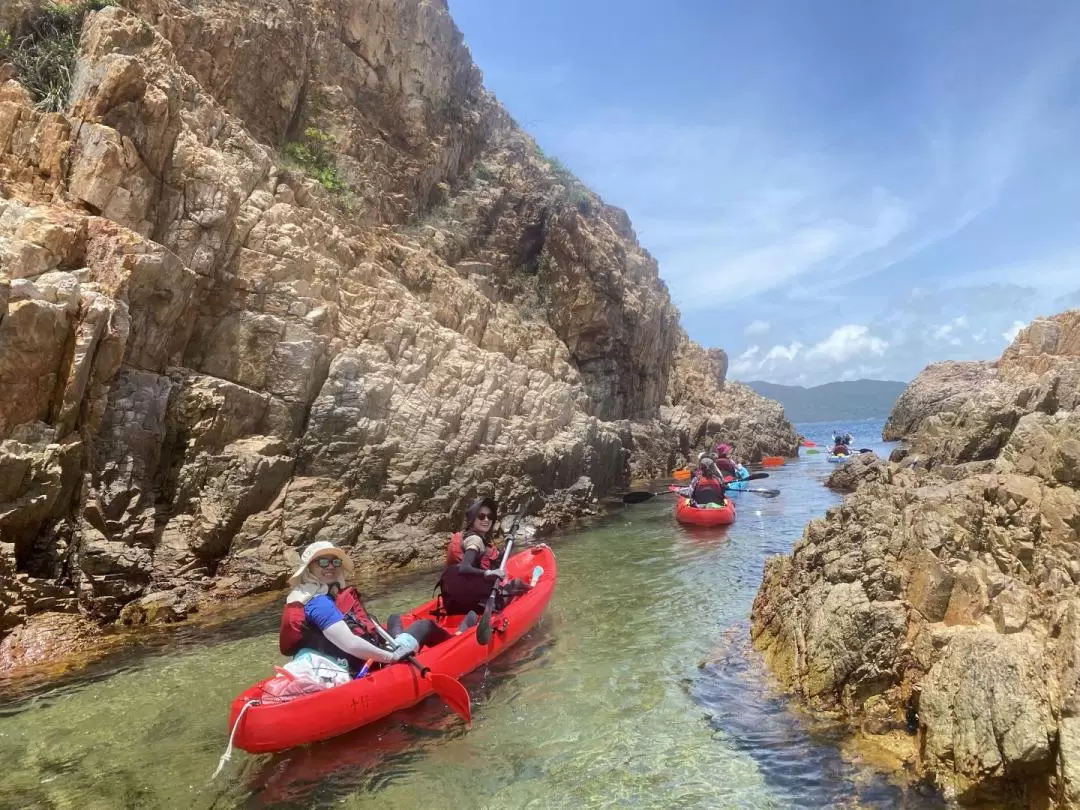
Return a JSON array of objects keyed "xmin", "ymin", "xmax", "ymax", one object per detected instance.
[
  {"xmin": 883, "ymin": 311, "xmax": 1080, "ymax": 460},
  {"xmin": 751, "ymin": 309, "xmax": 1080, "ymax": 806},
  {"xmin": 0, "ymin": 0, "xmax": 794, "ymax": 659}
]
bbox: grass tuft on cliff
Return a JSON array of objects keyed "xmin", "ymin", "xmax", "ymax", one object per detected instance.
[
  {"xmin": 281, "ymin": 126, "xmax": 353, "ymax": 206},
  {"xmin": 540, "ymin": 154, "xmax": 592, "ymax": 210},
  {"xmin": 0, "ymin": 0, "xmax": 116, "ymax": 112}
]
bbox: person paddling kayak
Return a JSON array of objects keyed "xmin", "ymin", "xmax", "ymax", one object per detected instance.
[
  {"xmin": 437, "ymin": 497, "xmax": 530, "ymax": 615},
  {"xmin": 678, "ymin": 458, "xmax": 728, "ymax": 506},
  {"xmin": 831, "ymin": 434, "xmax": 852, "ymax": 456},
  {"xmin": 279, "ymin": 541, "xmax": 474, "ymax": 675},
  {"xmin": 714, "ymin": 443, "xmax": 739, "ymax": 478}
]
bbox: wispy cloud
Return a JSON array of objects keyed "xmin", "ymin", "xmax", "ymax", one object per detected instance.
[
  {"xmin": 806, "ymin": 325, "xmax": 888, "ymax": 362},
  {"xmin": 455, "ymin": 0, "xmax": 1080, "ymax": 385},
  {"xmin": 1003, "ymin": 320, "xmax": 1027, "ymax": 343},
  {"xmin": 744, "ymin": 319, "xmax": 770, "ymax": 336},
  {"xmin": 537, "ymin": 5, "xmax": 1080, "ymax": 322}
]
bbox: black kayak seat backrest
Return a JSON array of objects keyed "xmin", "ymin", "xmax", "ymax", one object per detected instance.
[{"xmin": 691, "ymin": 486, "xmax": 726, "ymax": 506}]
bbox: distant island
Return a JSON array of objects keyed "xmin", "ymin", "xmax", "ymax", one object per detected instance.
[{"xmin": 744, "ymin": 379, "xmax": 909, "ymax": 423}]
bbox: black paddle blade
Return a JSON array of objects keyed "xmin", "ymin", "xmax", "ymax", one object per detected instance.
[
  {"xmin": 476, "ymin": 593, "xmax": 496, "ymax": 644},
  {"xmin": 622, "ymin": 490, "xmax": 660, "ymax": 504},
  {"xmin": 745, "ymin": 472, "xmax": 770, "ymax": 480},
  {"xmin": 746, "ymin": 488, "xmax": 781, "ymax": 498}
]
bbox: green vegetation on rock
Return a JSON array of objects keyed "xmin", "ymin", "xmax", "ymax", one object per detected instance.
[
  {"xmin": 0, "ymin": 0, "xmax": 115, "ymax": 112},
  {"xmin": 281, "ymin": 126, "xmax": 351, "ymax": 204}
]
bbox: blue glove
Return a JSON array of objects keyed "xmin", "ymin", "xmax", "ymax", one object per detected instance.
[{"xmin": 390, "ymin": 632, "xmax": 419, "ymax": 661}]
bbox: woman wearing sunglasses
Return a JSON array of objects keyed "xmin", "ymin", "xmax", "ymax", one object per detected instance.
[
  {"xmin": 437, "ymin": 497, "xmax": 530, "ymax": 615},
  {"xmin": 278, "ymin": 541, "xmax": 465, "ymax": 676}
]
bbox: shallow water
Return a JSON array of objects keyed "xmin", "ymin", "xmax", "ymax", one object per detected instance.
[{"xmin": 0, "ymin": 419, "xmax": 942, "ymax": 810}]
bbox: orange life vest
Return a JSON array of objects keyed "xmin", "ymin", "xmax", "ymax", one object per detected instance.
[
  {"xmin": 445, "ymin": 531, "xmax": 502, "ymax": 569},
  {"xmin": 692, "ymin": 475, "xmax": 726, "ymax": 505}
]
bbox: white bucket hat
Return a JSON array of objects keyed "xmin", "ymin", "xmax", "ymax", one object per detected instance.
[{"xmin": 288, "ymin": 541, "xmax": 355, "ymax": 586}]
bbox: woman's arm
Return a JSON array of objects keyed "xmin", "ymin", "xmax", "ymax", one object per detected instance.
[
  {"xmin": 457, "ymin": 546, "xmax": 487, "ymax": 575},
  {"xmin": 457, "ymin": 546, "xmax": 507, "ymax": 579},
  {"xmin": 322, "ymin": 621, "xmax": 398, "ymax": 663}
]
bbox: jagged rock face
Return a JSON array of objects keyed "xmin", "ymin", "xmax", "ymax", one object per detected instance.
[
  {"xmin": 751, "ymin": 406, "xmax": 1080, "ymax": 806},
  {"xmin": 882, "ymin": 361, "xmax": 998, "ymax": 442},
  {"xmin": 824, "ymin": 451, "xmax": 887, "ymax": 492},
  {"xmin": 0, "ymin": 0, "xmax": 795, "ymax": 648},
  {"xmin": 662, "ymin": 336, "xmax": 798, "ymax": 465},
  {"xmin": 884, "ymin": 311, "xmax": 1080, "ymax": 469}
]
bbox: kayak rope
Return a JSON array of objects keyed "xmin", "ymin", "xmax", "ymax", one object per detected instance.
[{"xmin": 211, "ymin": 699, "xmax": 259, "ymax": 780}]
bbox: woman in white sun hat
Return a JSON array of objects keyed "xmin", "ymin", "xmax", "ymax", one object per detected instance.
[{"xmin": 278, "ymin": 541, "xmax": 468, "ymax": 674}]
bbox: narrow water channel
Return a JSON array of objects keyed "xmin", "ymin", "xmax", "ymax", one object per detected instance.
[{"xmin": 0, "ymin": 420, "xmax": 943, "ymax": 809}]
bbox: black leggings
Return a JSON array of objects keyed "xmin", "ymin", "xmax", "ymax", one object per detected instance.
[{"xmin": 386, "ymin": 614, "xmax": 451, "ymax": 649}]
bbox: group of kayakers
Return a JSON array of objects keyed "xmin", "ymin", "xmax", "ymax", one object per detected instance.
[
  {"xmin": 277, "ymin": 497, "xmax": 530, "ymax": 682},
  {"xmin": 678, "ymin": 442, "xmax": 749, "ymax": 507}
]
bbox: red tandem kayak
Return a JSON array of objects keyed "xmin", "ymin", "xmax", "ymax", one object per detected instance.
[
  {"xmin": 227, "ymin": 545, "xmax": 556, "ymax": 753},
  {"xmin": 674, "ymin": 496, "xmax": 736, "ymax": 526}
]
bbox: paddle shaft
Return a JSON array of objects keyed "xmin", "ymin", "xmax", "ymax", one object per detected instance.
[
  {"xmin": 372, "ymin": 622, "xmax": 430, "ymax": 676},
  {"xmin": 478, "ymin": 540, "xmax": 514, "ymax": 618},
  {"xmin": 474, "ymin": 523, "xmax": 522, "ymax": 645},
  {"xmin": 372, "ymin": 614, "xmax": 474, "ymax": 724}
]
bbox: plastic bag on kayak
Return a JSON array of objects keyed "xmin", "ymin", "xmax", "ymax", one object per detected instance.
[
  {"xmin": 260, "ymin": 670, "xmax": 327, "ymax": 701},
  {"xmin": 281, "ymin": 649, "xmax": 351, "ymax": 688}
]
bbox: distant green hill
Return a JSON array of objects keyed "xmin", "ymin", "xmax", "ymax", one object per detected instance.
[{"xmin": 744, "ymin": 379, "xmax": 909, "ymax": 423}]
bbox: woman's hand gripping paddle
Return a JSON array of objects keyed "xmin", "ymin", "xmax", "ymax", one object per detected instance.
[{"xmin": 373, "ymin": 624, "xmax": 472, "ymax": 725}]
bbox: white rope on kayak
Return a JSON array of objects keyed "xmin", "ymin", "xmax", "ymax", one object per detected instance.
[{"xmin": 211, "ymin": 699, "xmax": 259, "ymax": 780}]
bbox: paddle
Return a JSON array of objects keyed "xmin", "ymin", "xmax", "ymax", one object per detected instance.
[
  {"xmin": 476, "ymin": 520, "xmax": 519, "ymax": 645},
  {"xmin": 373, "ymin": 623, "xmax": 472, "ymax": 724},
  {"xmin": 623, "ymin": 473, "xmax": 774, "ymax": 504}
]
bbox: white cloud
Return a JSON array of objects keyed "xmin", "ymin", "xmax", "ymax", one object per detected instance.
[
  {"xmin": 805, "ymin": 324, "xmax": 888, "ymax": 363},
  {"xmin": 839, "ymin": 365, "xmax": 886, "ymax": 382},
  {"xmin": 729, "ymin": 340, "xmax": 804, "ymax": 377},
  {"xmin": 1003, "ymin": 320, "xmax": 1027, "ymax": 343},
  {"xmin": 729, "ymin": 345, "xmax": 761, "ymax": 376},
  {"xmin": 744, "ymin": 319, "xmax": 770, "ymax": 336},
  {"xmin": 932, "ymin": 316, "xmax": 968, "ymax": 345},
  {"xmin": 763, "ymin": 341, "xmax": 803, "ymax": 364}
]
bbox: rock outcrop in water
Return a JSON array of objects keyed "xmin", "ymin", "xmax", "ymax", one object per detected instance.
[
  {"xmin": 752, "ymin": 309, "xmax": 1080, "ymax": 807},
  {"xmin": 883, "ymin": 311, "xmax": 1080, "ymax": 462},
  {"xmin": 0, "ymin": 0, "xmax": 794, "ymax": 659}
]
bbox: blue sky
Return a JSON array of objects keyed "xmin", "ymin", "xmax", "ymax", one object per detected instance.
[{"xmin": 448, "ymin": 0, "xmax": 1080, "ymax": 385}]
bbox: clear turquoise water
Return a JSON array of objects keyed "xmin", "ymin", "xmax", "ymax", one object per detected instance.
[{"xmin": 0, "ymin": 418, "xmax": 942, "ymax": 809}]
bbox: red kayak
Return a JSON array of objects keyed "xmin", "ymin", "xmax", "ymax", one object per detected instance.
[
  {"xmin": 227, "ymin": 545, "xmax": 556, "ymax": 753},
  {"xmin": 674, "ymin": 496, "xmax": 736, "ymax": 526}
]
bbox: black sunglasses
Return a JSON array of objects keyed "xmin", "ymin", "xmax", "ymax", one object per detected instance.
[{"xmin": 476, "ymin": 512, "xmax": 494, "ymax": 521}]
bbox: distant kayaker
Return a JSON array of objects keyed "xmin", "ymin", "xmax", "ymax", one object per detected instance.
[
  {"xmin": 831, "ymin": 437, "xmax": 851, "ymax": 456},
  {"xmin": 714, "ymin": 443, "xmax": 739, "ymax": 478},
  {"xmin": 437, "ymin": 497, "xmax": 530, "ymax": 615},
  {"xmin": 279, "ymin": 541, "xmax": 474, "ymax": 673}
]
